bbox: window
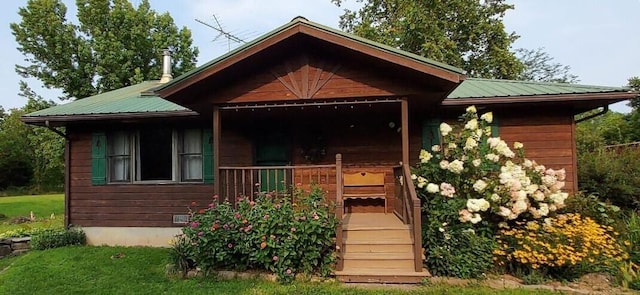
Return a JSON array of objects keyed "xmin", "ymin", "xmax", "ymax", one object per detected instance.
[
  {"xmin": 108, "ymin": 132, "xmax": 130, "ymax": 182},
  {"xmin": 180, "ymin": 129, "xmax": 203, "ymax": 181},
  {"xmin": 104, "ymin": 129, "xmax": 205, "ymax": 183}
]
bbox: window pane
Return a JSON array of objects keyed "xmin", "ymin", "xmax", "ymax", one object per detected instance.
[
  {"xmin": 182, "ymin": 155, "xmax": 203, "ymax": 180},
  {"xmin": 182, "ymin": 129, "xmax": 202, "ymax": 154},
  {"xmin": 139, "ymin": 129, "xmax": 173, "ymax": 181},
  {"xmin": 110, "ymin": 157, "xmax": 130, "ymax": 181},
  {"xmin": 181, "ymin": 129, "xmax": 202, "ymax": 181},
  {"xmin": 108, "ymin": 132, "xmax": 130, "ymax": 182}
]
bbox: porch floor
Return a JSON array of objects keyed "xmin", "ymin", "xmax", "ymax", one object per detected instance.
[{"xmin": 335, "ymin": 213, "xmax": 430, "ymax": 283}]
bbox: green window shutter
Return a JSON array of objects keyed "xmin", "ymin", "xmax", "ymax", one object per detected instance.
[
  {"xmin": 490, "ymin": 117, "xmax": 500, "ymax": 137},
  {"xmin": 91, "ymin": 132, "xmax": 107, "ymax": 185},
  {"xmin": 202, "ymin": 129, "xmax": 214, "ymax": 184},
  {"xmin": 422, "ymin": 118, "xmax": 441, "ymax": 149}
]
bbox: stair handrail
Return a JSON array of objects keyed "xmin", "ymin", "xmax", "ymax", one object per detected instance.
[
  {"xmin": 400, "ymin": 163, "xmax": 423, "ymax": 272},
  {"xmin": 335, "ymin": 154, "xmax": 344, "ymax": 271}
]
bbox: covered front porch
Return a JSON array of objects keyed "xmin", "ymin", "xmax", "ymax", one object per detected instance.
[{"xmin": 208, "ymin": 98, "xmax": 426, "ymax": 281}]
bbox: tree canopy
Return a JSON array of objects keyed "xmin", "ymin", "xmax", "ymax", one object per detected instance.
[
  {"xmin": 11, "ymin": 0, "xmax": 199, "ymax": 100},
  {"xmin": 332, "ymin": 0, "xmax": 523, "ymax": 79},
  {"xmin": 515, "ymin": 48, "xmax": 579, "ymax": 83}
]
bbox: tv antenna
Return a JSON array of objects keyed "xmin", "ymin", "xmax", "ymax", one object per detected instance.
[{"xmin": 195, "ymin": 15, "xmax": 248, "ymax": 52}]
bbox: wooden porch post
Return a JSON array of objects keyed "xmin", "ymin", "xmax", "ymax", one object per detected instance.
[
  {"xmin": 401, "ymin": 99, "xmax": 410, "ymax": 165},
  {"xmin": 213, "ymin": 106, "xmax": 221, "ymax": 196}
]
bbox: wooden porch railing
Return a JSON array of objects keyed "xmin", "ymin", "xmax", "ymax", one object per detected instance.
[
  {"xmin": 219, "ymin": 163, "xmax": 336, "ymax": 202},
  {"xmin": 393, "ymin": 164, "xmax": 423, "ymax": 272}
]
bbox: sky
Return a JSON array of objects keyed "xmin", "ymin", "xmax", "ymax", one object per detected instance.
[{"xmin": 0, "ymin": 0, "xmax": 638, "ymax": 112}]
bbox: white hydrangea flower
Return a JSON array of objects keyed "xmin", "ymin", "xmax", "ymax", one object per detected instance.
[
  {"xmin": 466, "ymin": 105, "xmax": 477, "ymax": 114},
  {"xmin": 411, "ymin": 174, "xmax": 417, "ymax": 180},
  {"xmin": 464, "ymin": 137, "xmax": 478, "ymax": 150},
  {"xmin": 485, "ymin": 153, "xmax": 500, "ymax": 162},
  {"xmin": 439, "ymin": 160, "xmax": 450, "ymax": 170},
  {"xmin": 431, "ymin": 145, "xmax": 441, "ymax": 152},
  {"xmin": 426, "ymin": 183, "xmax": 439, "ymax": 193},
  {"xmin": 464, "ymin": 118, "xmax": 478, "ymax": 130},
  {"xmin": 440, "ymin": 122, "xmax": 453, "ymax": 136},
  {"xmin": 473, "ymin": 180, "xmax": 488, "ymax": 192},
  {"xmin": 447, "ymin": 160, "xmax": 464, "ymax": 174},
  {"xmin": 467, "ymin": 198, "xmax": 490, "ymax": 212},
  {"xmin": 448, "ymin": 142, "xmax": 457, "ymax": 149},
  {"xmin": 513, "ymin": 142, "xmax": 524, "ymax": 149},
  {"xmin": 490, "ymin": 193, "xmax": 501, "ymax": 202},
  {"xmin": 419, "ymin": 149, "xmax": 433, "ymax": 163},
  {"xmin": 470, "ymin": 213, "xmax": 482, "ymax": 224},
  {"xmin": 480, "ymin": 112, "xmax": 493, "ymax": 123},
  {"xmin": 472, "ymin": 159, "xmax": 482, "ymax": 167}
]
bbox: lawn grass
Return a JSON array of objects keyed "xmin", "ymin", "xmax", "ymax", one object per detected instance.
[
  {"xmin": 0, "ymin": 246, "xmax": 559, "ymax": 295},
  {"xmin": 0, "ymin": 194, "xmax": 64, "ymax": 234}
]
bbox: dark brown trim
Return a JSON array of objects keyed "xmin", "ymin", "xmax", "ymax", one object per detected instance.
[
  {"xmin": 441, "ymin": 92, "xmax": 636, "ymax": 106},
  {"xmin": 64, "ymin": 139, "xmax": 70, "ymax": 228},
  {"xmin": 401, "ymin": 99, "xmax": 409, "ymax": 165},
  {"xmin": 21, "ymin": 110, "xmax": 199, "ymax": 126},
  {"xmin": 571, "ymin": 118, "xmax": 579, "ymax": 193},
  {"xmin": 213, "ymin": 106, "xmax": 221, "ymax": 196}
]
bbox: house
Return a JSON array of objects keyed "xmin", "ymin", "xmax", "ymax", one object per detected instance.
[{"xmin": 22, "ymin": 17, "xmax": 637, "ymax": 282}]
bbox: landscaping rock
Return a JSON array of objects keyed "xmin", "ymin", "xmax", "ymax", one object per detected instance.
[
  {"xmin": 0, "ymin": 245, "xmax": 11, "ymax": 257},
  {"xmin": 0, "ymin": 239, "xmax": 10, "ymax": 245},
  {"xmin": 11, "ymin": 237, "xmax": 30, "ymax": 243},
  {"xmin": 11, "ymin": 242, "xmax": 30, "ymax": 250},
  {"xmin": 9, "ymin": 216, "xmax": 30, "ymax": 224}
]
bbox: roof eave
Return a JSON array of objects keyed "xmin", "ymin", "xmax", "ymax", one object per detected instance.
[
  {"xmin": 21, "ymin": 110, "xmax": 199, "ymax": 127},
  {"xmin": 441, "ymin": 91, "xmax": 636, "ymax": 106}
]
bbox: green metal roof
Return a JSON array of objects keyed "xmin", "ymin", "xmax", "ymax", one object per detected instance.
[
  {"xmin": 24, "ymin": 81, "xmax": 188, "ymax": 117},
  {"xmin": 447, "ymin": 78, "xmax": 630, "ymax": 99},
  {"xmin": 156, "ymin": 17, "xmax": 465, "ymax": 92}
]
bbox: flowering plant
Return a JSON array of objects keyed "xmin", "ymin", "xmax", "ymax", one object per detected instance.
[
  {"xmin": 177, "ymin": 185, "xmax": 338, "ymax": 283},
  {"xmin": 413, "ymin": 106, "xmax": 573, "ymax": 277},
  {"xmin": 494, "ymin": 213, "xmax": 627, "ymax": 273},
  {"xmin": 413, "ymin": 105, "xmax": 569, "ymax": 226}
]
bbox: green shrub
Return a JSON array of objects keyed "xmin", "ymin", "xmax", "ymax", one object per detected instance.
[
  {"xmin": 564, "ymin": 192, "xmax": 624, "ymax": 230},
  {"xmin": 578, "ymin": 149, "xmax": 640, "ymax": 210},
  {"xmin": 178, "ymin": 185, "xmax": 338, "ymax": 283},
  {"xmin": 30, "ymin": 227, "xmax": 85, "ymax": 250}
]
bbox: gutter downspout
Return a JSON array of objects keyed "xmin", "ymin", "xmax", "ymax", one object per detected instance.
[
  {"xmin": 45, "ymin": 120, "xmax": 70, "ymax": 229},
  {"xmin": 575, "ymin": 105, "xmax": 609, "ymax": 124}
]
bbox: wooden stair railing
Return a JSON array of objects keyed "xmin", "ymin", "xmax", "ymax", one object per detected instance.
[
  {"xmin": 335, "ymin": 154, "xmax": 344, "ymax": 271},
  {"xmin": 393, "ymin": 164, "xmax": 423, "ymax": 272}
]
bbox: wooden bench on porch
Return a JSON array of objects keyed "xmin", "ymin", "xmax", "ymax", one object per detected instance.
[{"xmin": 342, "ymin": 171, "xmax": 387, "ymax": 213}]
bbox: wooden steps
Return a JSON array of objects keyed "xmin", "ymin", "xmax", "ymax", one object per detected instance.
[{"xmin": 335, "ymin": 213, "xmax": 430, "ymax": 283}]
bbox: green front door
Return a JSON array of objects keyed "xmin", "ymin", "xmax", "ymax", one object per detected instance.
[{"xmin": 255, "ymin": 131, "xmax": 291, "ymax": 193}]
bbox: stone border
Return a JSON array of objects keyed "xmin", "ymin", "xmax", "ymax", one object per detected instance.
[{"xmin": 0, "ymin": 237, "xmax": 31, "ymax": 258}]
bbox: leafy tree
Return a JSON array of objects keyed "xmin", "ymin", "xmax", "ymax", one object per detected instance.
[
  {"xmin": 11, "ymin": 0, "xmax": 199, "ymax": 100},
  {"xmin": 628, "ymin": 76, "xmax": 640, "ymax": 108},
  {"xmin": 331, "ymin": 0, "xmax": 523, "ymax": 79},
  {"xmin": 515, "ymin": 48, "xmax": 579, "ymax": 83},
  {"xmin": 0, "ymin": 109, "xmax": 33, "ymax": 190},
  {"xmin": 20, "ymin": 82, "xmax": 65, "ymax": 192}
]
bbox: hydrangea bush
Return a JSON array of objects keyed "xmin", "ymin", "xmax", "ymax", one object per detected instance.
[
  {"xmin": 414, "ymin": 106, "xmax": 569, "ymax": 226},
  {"xmin": 413, "ymin": 106, "xmax": 569, "ymax": 277},
  {"xmin": 176, "ymin": 185, "xmax": 338, "ymax": 283}
]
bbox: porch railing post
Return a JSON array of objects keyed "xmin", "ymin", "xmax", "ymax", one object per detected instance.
[{"xmin": 335, "ymin": 153, "xmax": 344, "ymax": 271}]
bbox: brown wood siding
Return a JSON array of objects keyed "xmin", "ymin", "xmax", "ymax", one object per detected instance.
[
  {"xmin": 499, "ymin": 114, "xmax": 577, "ymax": 193},
  {"xmin": 68, "ymin": 131, "xmax": 214, "ymax": 227}
]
